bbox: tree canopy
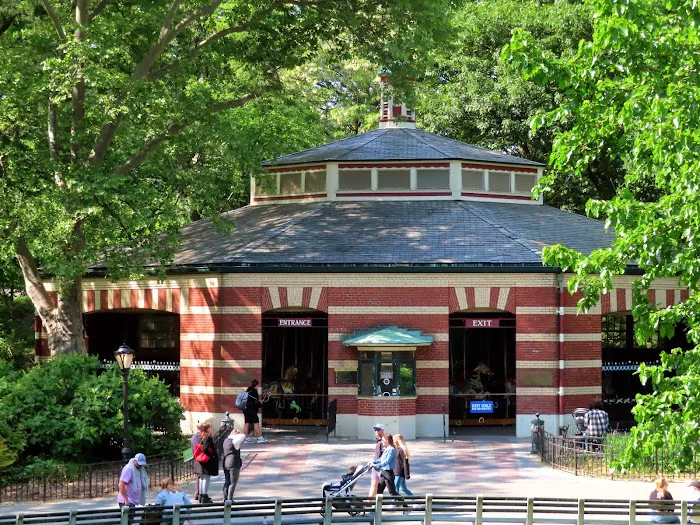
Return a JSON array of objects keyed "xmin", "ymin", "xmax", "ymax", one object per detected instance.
[
  {"xmin": 414, "ymin": 0, "xmax": 644, "ymax": 213},
  {"xmin": 0, "ymin": 0, "xmax": 453, "ymax": 354},
  {"xmin": 506, "ymin": 0, "xmax": 700, "ymax": 470}
]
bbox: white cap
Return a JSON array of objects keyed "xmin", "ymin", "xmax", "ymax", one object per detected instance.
[{"xmin": 373, "ymin": 423, "xmax": 385, "ymax": 431}]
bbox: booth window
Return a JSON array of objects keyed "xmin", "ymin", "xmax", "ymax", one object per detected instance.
[{"xmin": 358, "ymin": 351, "xmax": 416, "ymax": 397}]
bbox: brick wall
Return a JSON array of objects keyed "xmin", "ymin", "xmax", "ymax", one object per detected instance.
[{"xmin": 36, "ymin": 273, "xmax": 689, "ymax": 429}]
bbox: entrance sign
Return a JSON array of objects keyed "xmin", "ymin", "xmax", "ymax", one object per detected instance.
[
  {"xmin": 470, "ymin": 401, "xmax": 495, "ymax": 414},
  {"xmin": 278, "ymin": 318, "xmax": 313, "ymax": 327},
  {"xmin": 464, "ymin": 318, "xmax": 501, "ymax": 328}
]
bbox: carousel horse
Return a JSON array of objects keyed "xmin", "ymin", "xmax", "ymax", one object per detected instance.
[
  {"xmin": 465, "ymin": 362, "xmax": 492, "ymax": 400},
  {"xmin": 263, "ymin": 365, "xmax": 299, "ymax": 412}
]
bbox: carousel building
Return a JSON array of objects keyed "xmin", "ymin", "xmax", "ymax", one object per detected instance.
[{"xmin": 37, "ymin": 86, "xmax": 689, "ymax": 438}]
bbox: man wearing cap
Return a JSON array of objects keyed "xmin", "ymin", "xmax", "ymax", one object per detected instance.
[
  {"xmin": 368, "ymin": 423, "xmax": 386, "ymax": 497},
  {"xmin": 117, "ymin": 453, "xmax": 149, "ymax": 508},
  {"xmin": 689, "ymin": 481, "xmax": 700, "ymax": 523}
]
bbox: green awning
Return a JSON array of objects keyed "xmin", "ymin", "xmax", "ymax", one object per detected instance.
[{"xmin": 343, "ymin": 326, "xmax": 433, "ymax": 347}]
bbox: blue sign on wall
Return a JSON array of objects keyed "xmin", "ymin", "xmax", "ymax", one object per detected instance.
[{"xmin": 470, "ymin": 401, "xmax": 494, "ymax": 414}]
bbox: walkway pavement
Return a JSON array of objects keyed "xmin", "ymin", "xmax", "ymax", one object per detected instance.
[{"xmin": 1, "ymin": 433, "xmax": 697, "ymax": 516}]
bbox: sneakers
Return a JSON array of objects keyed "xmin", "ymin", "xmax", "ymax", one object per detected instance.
[
  {"xmin": 244, "ymin": 437, "xmax": 254, "ymax": 443},
  {"xmin": 257, "ymin": 436, "xmax": 268, "ymax": 443}
]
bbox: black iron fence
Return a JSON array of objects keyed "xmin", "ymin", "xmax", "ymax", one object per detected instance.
[
  {"xmin": 0, "ymin": 453, "xmax": 195, "ymax": 504},
  {"xmin": 538, "ymin": 430, "xmax": 700, "ymax": 480}
]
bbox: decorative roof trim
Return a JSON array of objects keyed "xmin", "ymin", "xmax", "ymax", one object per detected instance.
[
  {"xmin": 337, "ymin": 191, "xmax": 452, "ymax": 198},
  {"xmin": 255, "ymin": 193, "xmax": 327, "ymax": 202},
  {"xmin": 462, "ymin": 162, "xmax": 539, "ymax": 174},
  {"xmin": 339, "ymin": 162, "xmax": 450, "ymax": 169},
  {"xmin": 461, "ymin": 192, "xmax": 532, "ymax": 201},
  {"xmin": 268, "ymin": 164, "xmax": 326, "ymax": 173}
]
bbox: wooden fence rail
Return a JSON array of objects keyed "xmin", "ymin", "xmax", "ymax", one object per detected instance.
[{"xmin": 1, "ymin": 494, "xmax": 700, "ymax": 525}]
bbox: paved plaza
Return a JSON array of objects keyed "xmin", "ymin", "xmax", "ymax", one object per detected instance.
[{"xmin": 1, "ymin": 432, "xmax": 696, "ymax": 516}]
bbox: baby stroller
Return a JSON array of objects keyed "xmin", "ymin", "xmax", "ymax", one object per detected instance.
[
  {"xmin": 321, "ymin": 463, "xmax": 374, "ymax": 516},
  {"xmin": 572, "ymin": 408, "xmax": 588, "ymax": 436}
]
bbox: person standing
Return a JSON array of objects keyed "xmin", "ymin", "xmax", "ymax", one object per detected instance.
[
  {"xmin": 394, "ymin": 433, "xmax": 413, "ymax": 496},
  {"xmin": 372, "ymin": 434, "xmax": 399, "ymax": 496},
  {"xmin": 368, "ymin": 423, "xmax": 385, "ymax": 497},
  {"xmin": 190, "ymin": 423, "xmax": 203, "ymax": 502},
  {"xmin": 223, "ymin": 427, "xmax": 246, "ymax": 501},
  {"xmin": 194, "ymin": 422, "xmax": 219, "ymax": 503},
  {"xmin": 117, "ymin": 453, "xmax": 149, "ymax": 508},
  {"xmin": 243, "ymin": 379, "xmax": 267, "ymax": 443},
  {"xmin": 649, "ymin": 477, "xmax": 680, "ymax": 524},
  {"xmin": 583, "ymin": 400, "xmax": 609, "ymax": 450}
]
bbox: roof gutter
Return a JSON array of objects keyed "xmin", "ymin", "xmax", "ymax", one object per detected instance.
[
  {"xmin": 81, "ymin": 263, "xmax": 645, "ymax": 278},
  {"xmin": 83, "ymin": 263, "xmax": 564, "ymax": 278}
]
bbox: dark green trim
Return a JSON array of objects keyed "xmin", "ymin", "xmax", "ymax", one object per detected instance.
[
  {"xmin": 83, "ymin": 263, "xmax": 645, "ymax": 278},
  {"xmin": 84, "ymin": 264, "xmax": 561, "ymax": 278}
]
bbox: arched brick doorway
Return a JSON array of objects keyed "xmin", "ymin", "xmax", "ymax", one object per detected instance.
[
  {"xmin": 261, "ymin": 308, "xmax": 328, "ymax": 427},
  {"xmin": 449, "ymin": 310, "xmax": 516, "ymax": 432}
]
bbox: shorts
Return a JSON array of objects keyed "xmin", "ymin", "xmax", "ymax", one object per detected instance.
[
  {"xmin": 371, "ymin": 468, "xmax": 380, "ymax": 481},
  {"xmin": 244, "ymin": 412, "xmax": 259, "ymax": 425}
]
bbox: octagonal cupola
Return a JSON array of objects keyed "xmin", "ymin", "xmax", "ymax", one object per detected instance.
[{"xmin": 254, "ymin": 85, "xmax": 545, "ymax": 206}]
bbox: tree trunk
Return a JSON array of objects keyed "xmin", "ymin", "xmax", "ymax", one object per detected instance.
[
  {"xmin": 16, "ymin": 239, "xmax": 87, "ymax": 355},
  {"xmin": 46, "ymin": 281, "xmax": 87, "ymax": 355}
]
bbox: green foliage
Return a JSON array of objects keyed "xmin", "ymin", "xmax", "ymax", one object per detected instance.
[
  {"xmin": 0, "ymin": 296, "xmax": 35, "ymax": 369},
  {"xmin": 0, "ymin": 0, "xmax": 453, "ymax": 353},
  {"xmin": 418, "ymin": 0, "xmax": 607, "ymax": 212},
  {"xmin": 505, "ymin": 0, "xmax": 700, "ymax": 471},
  {"xmin": 0, "ymin": 354, "xmax": 185, "ymax": 472}
]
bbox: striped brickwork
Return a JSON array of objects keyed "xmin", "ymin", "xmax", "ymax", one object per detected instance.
[{"xmin": 36, "ymin": 273, "xmax": 688, "ymax": 436}]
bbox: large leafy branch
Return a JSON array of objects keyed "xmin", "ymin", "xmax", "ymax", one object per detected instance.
[{"xmin": 504, "ymin": 0, "xmax": 700, "ymax": 470}]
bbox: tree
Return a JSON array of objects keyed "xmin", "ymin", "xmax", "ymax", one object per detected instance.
[
  {"xmin": 0, "ymin": 0, "xmax": 452, "ymax": 355},
  {"xmin": 416, "ymin": 0, "xmax": 632, "ymax": 213},
  {"xmin": 288, "ymin": 57, "xmax": 382, "ymax": 136},
  {"xmin": 505, "ymin": 0, "xmax": 700, "ymax": 470}
]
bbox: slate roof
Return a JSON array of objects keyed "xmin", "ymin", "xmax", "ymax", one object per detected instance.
[
  {"xmin": 154, "ymin": 200, "xmax": 614, "ymax": 269},
  {"xmin": 261, "ymin": 128, "xmax": 545, "ymax": 167}
]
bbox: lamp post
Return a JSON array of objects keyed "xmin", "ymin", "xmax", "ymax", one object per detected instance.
[{"xmin": 115, "ymin": 343, "xmax": 134, "ymax": 464}]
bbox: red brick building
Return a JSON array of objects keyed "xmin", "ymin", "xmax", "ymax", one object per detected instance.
[{"xmin": 37, "ymin": 89, "xmax": 687, "ymax": 439}]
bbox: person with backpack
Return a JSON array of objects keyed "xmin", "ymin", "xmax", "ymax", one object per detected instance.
[
  {"xmin": 238, "ymin": 379, "xmax": 266, "ymax": 443},
  {"xmin": 193, "ymin": 422, "xmax": 219, "ymax": 503},
  {"xmin": 223, "ymin": 427, "xmax": 246, "ymax": 501}
]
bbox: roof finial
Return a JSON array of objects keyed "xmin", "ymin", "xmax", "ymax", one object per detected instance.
[{"xmin": 378, "ymin": 75, "xmax": 416, "ymax": 129}]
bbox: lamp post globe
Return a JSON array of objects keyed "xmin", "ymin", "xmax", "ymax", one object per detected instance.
[{"xmin": 114, "ymin": 343, "xmax": 134, "ymax": 464}]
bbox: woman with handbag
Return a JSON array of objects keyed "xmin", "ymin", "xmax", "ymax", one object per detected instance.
[{"xmin": 193, "ymin": 422, "xmax": 219, "ymax": 503}]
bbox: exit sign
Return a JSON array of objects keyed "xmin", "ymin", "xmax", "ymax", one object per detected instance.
[{"xmin": 464, "ymin": 318, "xmax": 501, "ymax": 328}]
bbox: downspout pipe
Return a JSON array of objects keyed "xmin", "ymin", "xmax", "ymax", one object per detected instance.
[{"xmin": 557, "ymin": 273, "xmax": 565, "ymax": 434}]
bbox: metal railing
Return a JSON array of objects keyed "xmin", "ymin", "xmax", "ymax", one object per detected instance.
[
  {"xmin": 3, "ymin": 495, "xmax": 700, "ymax": 525},
  {"xmin": 262, "ymin": 393, "xmax": 329, "ymax": 429},
  {"xmin": 538, "ymin": 431, "xmax": 700, "ymax": 480},
  {"xmin": 0, "ymin": 453, "xmax": 195, "ymax": 504}
]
